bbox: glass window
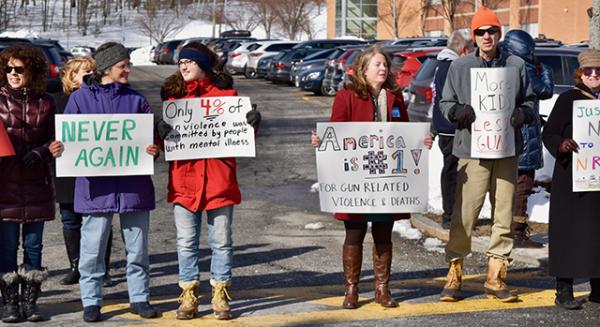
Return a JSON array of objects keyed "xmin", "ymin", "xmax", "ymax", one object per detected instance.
[
  {"xmin": 564, "ymin": 56, "xmax": 579, "ymax": 86},
  {"xmin": 537, "ymin": 55, "xmax": 564, "ymax": 85},
  {"xmin": 336, "ymin": 0, "xmax": 378, "ymax": 39}
]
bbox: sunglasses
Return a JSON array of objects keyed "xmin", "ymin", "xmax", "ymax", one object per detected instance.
[
  {"xmin": 474, "ymin": 27, "xmax": 500, "ymax": 37},
  {"xmin": 583, "ymin": 67, "xmax": 600, "ymax": 76},
  {"xmin": 3, "ymin": 65, "xmax": 25, "ymax": 74}
]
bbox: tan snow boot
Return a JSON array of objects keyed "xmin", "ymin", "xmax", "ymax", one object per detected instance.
[
  {"xmin": 484, "ymin": 257, "xmax": 518, "ymax": 302},
  {"xmin": 176, "ymin": 280, "xmax": 199, "ymax": 320},
  {"xmin": 210, "ymin": 279, "xmax": 232, "ymax": 320},
  {"xmin": 440, "ymin": 258, "xmax": 463, "ymax": 302}
]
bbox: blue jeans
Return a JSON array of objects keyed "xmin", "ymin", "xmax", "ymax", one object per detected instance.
[
  {"xmin": 0, "ymin": 222, "xmax": 45, "ymax": 272},
  {"xmin": 79, "ymin": 211, "xmax": 150, "ymax": 307},
  {"xmin": 174, "ymin": 205, "xmax": 233, "ymax": 282},
  {"xmin": 59, "ymin": 203, "xmax": 82, "ymax": 230}
]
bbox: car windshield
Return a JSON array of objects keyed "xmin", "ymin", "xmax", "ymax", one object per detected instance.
[{"xmin": 413, "ymin": 58, "xmax": 439, "ymax": 80}]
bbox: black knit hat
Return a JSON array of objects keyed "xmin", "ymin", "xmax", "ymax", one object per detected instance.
[{"xmin": 94, "ymin": 43, "xmax": 130, "ymax": 72}]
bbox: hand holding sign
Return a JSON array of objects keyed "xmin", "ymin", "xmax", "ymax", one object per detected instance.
[
  {"xmin": 559, "ymin": 138, "xmax": 579, "ymax": 153},
  {"xmin": 450, "ymin": 104, "xmax": 476, "ymax": 127}
]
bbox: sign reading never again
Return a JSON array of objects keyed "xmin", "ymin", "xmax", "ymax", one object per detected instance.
[
  {"xmin": 315, "ymin": 122, "xmax": 430, "ymax": 213},
  {"xmin": 161, "ymin": 96, "xmax": 256, "ymax": 161},
  {"xmin": 55, "ymin": 114, "xmax": 154, "ymax": 177}
]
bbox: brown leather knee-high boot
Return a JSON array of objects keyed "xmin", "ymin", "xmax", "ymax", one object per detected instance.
[
  {"xmin": 373, "ymin": 243, "xmax": 398, "ymax": 307},
  {"xmin": 342, "ymin": 244, "xmax": 362, "ymax": 309}
]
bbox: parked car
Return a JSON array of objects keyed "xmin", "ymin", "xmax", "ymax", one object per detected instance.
[
  {"xmin": 157, "ymin": 39, "xmax": 186, "ymax": 64},
  {"xmin": 245, "ymin": 41, "xmax": 298, "ymax": 78},
  {"xmin": 172, "ymin": 37, "xmax": 217, "ymax": 63},
  {"xmin": 297, "ymin": 50, "xmax": 340, "ymax": 95},
  {"xmin": 267, "ymin": 48, "xmax": 326, "ymax": 84},
  {"xmin": 256, "ymin": 54, "xmax": 277, "ymax": 79},
  {"xmin": 406, "ymin": 46, "xmax": 584, "ymax": 122},
  {"xmin": 70, "ymin": 45, "xmax": 95, "ymax": 57},
  {"xmin": 290, "ymin": 49, "xmax": 336, "ymax": 88},
  {"xmin": 321, "ymin": 45, "xmax": 367, "ymax": 96},
  {"xmin": 383, "ymin": 37, "xmax": 448, "ymax": 48},
  {"xmin": 224, "ymin": 41, "xmax": 262, "ymax": 75},
  {"xmin": 291, "ymin": 39, "xmax": 366, "ymax": 51}
]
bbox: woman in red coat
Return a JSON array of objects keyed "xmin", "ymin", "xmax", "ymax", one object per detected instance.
[
  {"xmin": 311, "ymin": 46, "xmax": 432, "ymax": 309},
  {"xmin": 159, "ymin": 42, "xmax": 260, "ymax": 321}
]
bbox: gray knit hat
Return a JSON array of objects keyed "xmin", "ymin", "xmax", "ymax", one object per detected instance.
[{"xmin": 94, "ymin": 43, "xmax": 130, "ymax": 72}]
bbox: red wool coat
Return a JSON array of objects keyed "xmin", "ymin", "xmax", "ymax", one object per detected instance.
[
  {"xmin": 167, "ymin": 78, "xmax": 241, "ymax": 212},
  {"xmin": 329, "ymin": 88, "xmax": 411, "ymax": 222}
]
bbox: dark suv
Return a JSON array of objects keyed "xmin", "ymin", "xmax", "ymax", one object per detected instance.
[{"xmin": 406, "ymin": 47, "xmax": 584, "ymax": 122}]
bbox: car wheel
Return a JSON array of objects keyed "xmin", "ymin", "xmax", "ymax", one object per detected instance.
[
  {"xmin": 321, "ymin": 85, "xmax": 336, "ymax": 96},
  {"xmin": 245, "ymin": 67, "xmax": 256, "ymax": 79}
]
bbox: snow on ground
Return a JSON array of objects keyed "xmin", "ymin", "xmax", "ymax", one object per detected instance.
[
  {"xmin": 423, "ymin": 237, "xmax": 445, "ymax": 253},
  {"xmin": 393, "ymin": 220, "xmax": 422, "ymax": 240}
]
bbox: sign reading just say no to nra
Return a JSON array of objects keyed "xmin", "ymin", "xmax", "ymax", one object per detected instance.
[{"xmin": 55, "ymin": 114, "xmax": 155, "ymax": 177}]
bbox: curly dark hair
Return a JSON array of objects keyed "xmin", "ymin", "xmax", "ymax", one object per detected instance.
[
  {"xmin": 160, "ymin": 41, "xmax": 233, "ymax": 100},
  {"xmin": 0, "ymin": 43, "xmax": 48, "ymax": 94}
]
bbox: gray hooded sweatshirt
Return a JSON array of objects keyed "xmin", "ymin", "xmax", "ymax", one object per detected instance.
[{"xmin": 440, "ymin": 47, "xmax": 536, "ymax": 159}]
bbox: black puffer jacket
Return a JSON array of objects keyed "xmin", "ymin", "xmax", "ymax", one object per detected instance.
[
  {"xmin": 0, "ymin": 85, "xmax": 56, "ymax": 223},
  {"xmin": 503, "ymin": 30, "xmax": 554, "ymax": 170}
]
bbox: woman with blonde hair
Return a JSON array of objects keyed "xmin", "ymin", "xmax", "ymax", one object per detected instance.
[{"xmin": 311, "ymin": 45, "xmax": 432, "ymax": 309}]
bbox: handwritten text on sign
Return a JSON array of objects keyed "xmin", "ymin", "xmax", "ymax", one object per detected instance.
[
  {"xmin": 162, "ymin": 96, "xmax": 255, "ymax": 161},
  {"xmin": 316, "ymin": 122, "xmax": 429, "ymax": 213},
  {"xmin": 572, "ymin": 100, "xmax": 600, "ymax": 192},
  {"xmin": 470, "ymin": 67, "xmax": 517, "ymax": 158},
  {"xmin": 55, "ymin": 114, "xmax": 154, "ymax": 177}
]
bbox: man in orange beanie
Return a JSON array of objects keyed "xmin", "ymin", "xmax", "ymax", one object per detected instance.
[{"xmin": 438, "ymin": 7, "xmax": 536, "ymax": 303}]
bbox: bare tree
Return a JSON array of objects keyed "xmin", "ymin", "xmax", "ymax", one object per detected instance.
[
  {"xmin": 223, "ymin": 0, "xmax": 259, "ymax": 31},
  {"xmin": 272, "ymin": 0, "xmax": 322, "ymax": 40},
  {"xmin": 425, "ymin": 0, "xmax": 471, "ymax": 31},
  {"xmin": 248, "ymin": 0, "xmax": 277, "ymax": 39},
  {"xmin": 591, "ymin": 0, "xmax": 600, "ymax": 49},
  {"xmin": 136, "ymin": 8, "xmax": 185, "ymax": 44}
]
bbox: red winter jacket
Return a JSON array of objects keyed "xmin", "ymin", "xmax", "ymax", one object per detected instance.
[
  {"xmin": 329, "ymin": 88, "xmax": 410, "ymax": 222},
  {"xmin": 167, "ymin": 78, "xmax": 241, "ymax": 212}
]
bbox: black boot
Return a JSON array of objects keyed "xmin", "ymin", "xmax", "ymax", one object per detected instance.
[
  {"xmin": 589, "ymin": 278, "xmax": 600, "ymax": 303},
  {"xmin": 103, "ymin": 229, "xmax": 115, "ymax": 287},
  {"xmin": 19, "ymin": 267, "xmax": 48, "ymax": 322},
  {"xmin": 555, "ymin": 278, "xmax": 582, "ymax": 310},
  {"xmin": 61, "ymin": 229, "xmax": 81, "ymax": 285},
  {"xmin": 0, "ymin": 271, "xmax": 21, "ymax": 323},
  {"xmin": 511, "ymin": 222, "xmax": 543, "ymax": 248}
]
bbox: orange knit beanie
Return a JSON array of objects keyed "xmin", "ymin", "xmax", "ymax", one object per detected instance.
[{"xmin": 471, "ymin": 6, "xmax": 502, "ymax": 39}]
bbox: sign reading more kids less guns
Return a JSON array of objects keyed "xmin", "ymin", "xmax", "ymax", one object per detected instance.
[
  {"xmin": 162, "ymin": 96, "xmax": 256, "ymax": 161},
  {"xmin": 572, "ymin": 100, "xmax": 600, "ymax": 192},
  {"xmin": 470, "ymin": 67, "xmax": 517, "ymax": 158},
  {"xmin": 55, "ymin": 114, "xmax": 155, "ymax": 177},
  {"xmin": 315, "ymin": 122, "xmax": 429, "ymax": 213}
]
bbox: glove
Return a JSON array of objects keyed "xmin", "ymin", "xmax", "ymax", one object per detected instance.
[
  {"xmin": 156, "ymin": 120, "xmax": 173, "ymax": 140},
  {"xmin": 449, "ymin": 104, "xmax": 476, "ymax": 127},
  {"xmin": 246, "ymin": 104, "xmax": 262, "ymax": 130},
  {"xmin": 558, "ymin": 138, "xmax": 579, "ymax": 154},
  {"xmin": 22, "ymin": 150, "xmax": 42, "ymax": 168},
  {"xmin": 510, "ymin": 108, "xmax": 529, "ymax": 128}
]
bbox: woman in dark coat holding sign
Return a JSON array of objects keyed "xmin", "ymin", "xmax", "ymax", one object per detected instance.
[
  {"xmin": 50, "ymin": 42, "xmax": 160, "ymax": 322},
  {"xmin": 0, "ymin": 43, "xmax": 55, "ymax": 323},
  {"xmin": 158, "ymin": 42, "xmax": 261, "ymax": 321},
  {"xmin": 310, "ymin": 46, "xmax": 432, "ymax": 309},
  {"xmin": 542, "ymin": 49, "xmax": 600, "ymax": 310}
]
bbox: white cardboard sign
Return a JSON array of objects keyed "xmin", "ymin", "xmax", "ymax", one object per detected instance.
[
  {"xmin": 470, "ymin": 67, "xmax": 517, "ymax": 158},
  {"xmin": 162, "ymin": 96, "xmax": 256, "ymax": 161},
  {"xmin": 572, "ymin": 100, "xmax": 600, "ymax": 192},
  {"xmin": 55, "ymin": 114, "xmax": 154, "ymax": 177},
  {"xmin": 315, "ymin": 122, "xmax": 429, "ymax": 213}
]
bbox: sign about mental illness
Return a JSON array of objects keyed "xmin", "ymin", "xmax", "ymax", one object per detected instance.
[
  {"xmin": 315, "ymin": 122, "xmax": 429, "ymax": 213},
  {"xmin": 572, "ymin": 100, "xmax": 600, "ymax": 192},
  {"xmin": 470, "ymin": 67, "xmax": 517, "ymax": 158},
  {"xmin": 55, "ymin": 114, "xmax": 154, "ymax": 177},
  {"xmin": 161, "ymin": 96, "xmax": 255, "ymax": 161}
]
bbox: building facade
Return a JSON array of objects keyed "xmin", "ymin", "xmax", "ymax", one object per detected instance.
[{"xmin": 326, "ymin": 0, "xmax": 592, "ymax": 44}]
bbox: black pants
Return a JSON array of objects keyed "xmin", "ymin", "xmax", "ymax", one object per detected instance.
[
  {"xmin": 344, "ymin": 221, "xmax": 394, "ymax": 245},
  {"xmin": 438, "ymin": 135, "xmax": 458, "ymax": 223}
]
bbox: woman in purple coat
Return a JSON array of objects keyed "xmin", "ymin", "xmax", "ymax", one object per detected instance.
[{"xmin": 50, "ymin": 42, "xmax": 159, "ymax": 322}]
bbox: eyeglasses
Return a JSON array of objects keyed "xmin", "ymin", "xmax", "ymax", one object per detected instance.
[
  {"xmin": 3, "ymin": 65, "xmax": 25, "ymax": 74},
  {"xmin": 178, "ymin": 60, "xmax": 197, "ymax": 67},
  {"xmin": 474, "ymin": 27, "xmax": 500, "ymax": 37},
  {"xmin": 583, "ymin": 67, "xmax": 600, "ymax": 76}
]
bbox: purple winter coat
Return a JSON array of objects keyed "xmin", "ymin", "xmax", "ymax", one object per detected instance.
[{"xmin": 64, "ymin": 81, "xmax": 155, "ymax": 214}]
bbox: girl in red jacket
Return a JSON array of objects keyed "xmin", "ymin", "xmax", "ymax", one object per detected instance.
[
  {"xmin": 159, "ymin": 42, "xmax": 260, "ymax": 320},
  {"xmin": 311, "ymin": 46, "xmax": 432, "ymax": 309}
]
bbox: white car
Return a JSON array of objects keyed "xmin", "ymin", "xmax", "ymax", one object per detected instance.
[
  {"xmin": 224, "ymin": 41, "xmax": 262, "ymax": 75},
  {"xmin": 70, "ymin": 45, "xmax": 94, "ymax": 57},
  {"xmin": 244, "ymin": 41, "xmax": 297, "ymax": 78}
]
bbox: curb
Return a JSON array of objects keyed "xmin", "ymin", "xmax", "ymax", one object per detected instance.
[{"xmin": 410, "ymin": 214, "xmax": 548, "ymax": 268}]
